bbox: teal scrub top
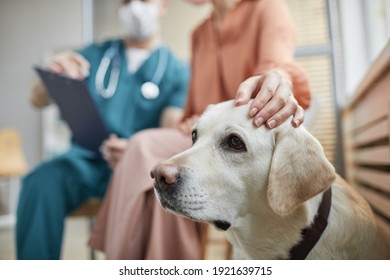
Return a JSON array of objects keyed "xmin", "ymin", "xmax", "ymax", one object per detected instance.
[{"xmin": 76, "ymin": 39, "xmax": 189, "ymax": 143}]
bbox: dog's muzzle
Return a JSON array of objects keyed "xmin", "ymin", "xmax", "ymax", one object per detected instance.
[{"xmin": 151, "ymin": 163, "xmax": 231, "ymax": 231}]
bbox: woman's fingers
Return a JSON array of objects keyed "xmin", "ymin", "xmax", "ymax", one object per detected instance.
[
  {"xmin": 292, "ymin": 105, "xmax": 305, "ymax": 128},
  {"xmin": 234, "ymin": 75, "xmax": 264, "ymax": 106},
  {"xmin": 252, "ymin": 77, "xmax": 292, "ymax": 127},
  {"xmin": 235, "ymin": 70, "xmax": 304, "ymax": 129},
  {"xmin": 250, "ymin": 71, "xmax": 283, "ymax": 119},
  {"xmin": 263, "ymin": 96, "xmax": 301, "ymax": 129}
]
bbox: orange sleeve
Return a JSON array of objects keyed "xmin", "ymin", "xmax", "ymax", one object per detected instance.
[{"xmin": 255, "ymin": 0, "xmax": 312, "ymax": 109}]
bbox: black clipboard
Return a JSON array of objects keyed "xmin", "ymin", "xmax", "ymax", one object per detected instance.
[{"xmin": 34, "ymin": 66, "xmax": 109, "ymax": 155}]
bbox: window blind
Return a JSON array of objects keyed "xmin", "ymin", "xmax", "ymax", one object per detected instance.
[{"xmin": 286, "ymin": 0, "xmax": 338, "ymax": 164}]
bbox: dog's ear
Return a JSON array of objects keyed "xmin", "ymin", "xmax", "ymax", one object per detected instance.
[{"xmin": 267, "ymin": 124, "xmax": 336, "ymax": 216}]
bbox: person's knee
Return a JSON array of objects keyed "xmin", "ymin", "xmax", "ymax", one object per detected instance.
[
  {"xmin": 21, "ymin": 158, "xmax": 71, "ymax": 199},
  {"xmin": 126, "ymin": 128, "xmax": 188, "ymax": 162},
  {"xmin": 128, "ymin": 128, "xmax": 162, "ymax": 155},
  {"xmin": 130, "ymin": 128, "xmax": 161, "ymax": 145}
]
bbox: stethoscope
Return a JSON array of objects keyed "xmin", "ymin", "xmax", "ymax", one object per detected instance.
[{"xmin": 95, "ymin": 41, "xmax": 168, "ymax": 100}]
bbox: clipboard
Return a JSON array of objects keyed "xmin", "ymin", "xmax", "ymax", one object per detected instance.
[{"xmin": 34, "ymin": 66, "xmax": 109, "ymax": 155}]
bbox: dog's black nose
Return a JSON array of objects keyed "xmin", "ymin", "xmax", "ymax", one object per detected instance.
[{"xmin": 151, "ymin": 163, "xmax": 180, "ymax": 189}]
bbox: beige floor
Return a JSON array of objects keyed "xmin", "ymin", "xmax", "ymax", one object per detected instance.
[
  {"xmin": 0, "ymin": 217, "xmax": 105, "ymax": 260},
  {"xmin": 0, "ymin": 217, "xmax": 228, "ymax": 260}
]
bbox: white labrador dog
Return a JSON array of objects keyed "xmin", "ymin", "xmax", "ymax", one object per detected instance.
[{"xmin": 151, "ymin": 100, "xmax": 389, "ymax": 259}]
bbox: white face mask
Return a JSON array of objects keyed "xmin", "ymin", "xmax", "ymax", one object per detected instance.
[{"xmin": 118, "ymin": 0, "xmax": 160, "ymax": 42}]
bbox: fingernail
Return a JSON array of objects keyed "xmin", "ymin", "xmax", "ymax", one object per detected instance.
[
  {"xmin": 255, "ymin": 117, "xmax": 264, "ymax": 127},
  {"xmin": 267, "ymin": 119, "xmax": 277, "ymax": 129},
  {"xmin": 250, "ymin": 107, "xmax": 258, "ymax": 117},
  {"xmin": 294, "ymin": 120, "xmax": 300, "ymax": 127}
]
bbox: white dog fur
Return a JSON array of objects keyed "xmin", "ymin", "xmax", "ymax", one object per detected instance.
[{"xmin": 152, "ymin": 100, "xmax": 390, "ymax": 259}]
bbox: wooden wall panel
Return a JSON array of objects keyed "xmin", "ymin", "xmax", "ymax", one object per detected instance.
[{"xmin": 342, "ymin": 42, "xmax": 390, "ymax": 251}]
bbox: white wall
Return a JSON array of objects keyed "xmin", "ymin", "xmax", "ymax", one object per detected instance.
[
  {"xmin": 339, "ymin": 0, "xmax": 390, "ymax": 96},
  {"xmin": 339, "ymin": 0, "xmax": 369, "ymax": 96},
  {"xmin": 0, "ymin": 0, "xmax": 84, "ymax": 168},
  {"xmin": 161, "ymin": 0, "xmax": 211, "ymax": 59}
]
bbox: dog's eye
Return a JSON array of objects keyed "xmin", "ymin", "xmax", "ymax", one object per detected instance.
[
  {"xmin": 228, "ymin": 134, "xmax": 246, "ymax": 151},
  {"xmin": 191, "ymin": 129, "xmax": 197, "ymax": 144}
]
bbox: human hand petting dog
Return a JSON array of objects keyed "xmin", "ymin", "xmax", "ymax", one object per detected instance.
[
  {"xmin": 235, "ymin": 70, "xmax": 304, "ymax": 129},
  {"xmin": 101, "ymin": 134, "xmax": 129, "ymax": 169}
]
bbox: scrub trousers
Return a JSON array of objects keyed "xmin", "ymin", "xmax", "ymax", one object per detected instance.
[{"xmin": 16, "ymin": 148, "xmax": 111, "ymax": 259}]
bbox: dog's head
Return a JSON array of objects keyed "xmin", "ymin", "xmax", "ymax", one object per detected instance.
[{"xmin": 151, "ymin": 100, "xmax": 335, "ymax": 231}]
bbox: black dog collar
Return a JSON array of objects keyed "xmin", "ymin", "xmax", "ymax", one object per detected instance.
[{"xmin": 288, "ymin": 187, "xmax": 332, "ymax": 260}]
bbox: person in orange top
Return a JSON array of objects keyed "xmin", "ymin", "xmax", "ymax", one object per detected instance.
[{"xmin": 88, "ymin": 0, "xmax": 312, "ymax": 259}]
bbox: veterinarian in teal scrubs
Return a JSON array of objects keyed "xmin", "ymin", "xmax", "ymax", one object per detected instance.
[{"xmin": 16, "ymin": 0, "xmax": 189, "ymax": 259}]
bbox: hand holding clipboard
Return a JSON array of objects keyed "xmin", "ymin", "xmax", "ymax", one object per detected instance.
[{"xmin": 34, "ymin": 66, "xmax": 109, "ymax": 155}]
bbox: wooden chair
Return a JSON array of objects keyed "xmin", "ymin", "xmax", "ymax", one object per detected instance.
[
  {"xmin": 200, "ymin": 225, "xmax": 232, "ymax": 260},
  {"xmin": 0, "ymin": 129, "xmax": 28, "ymax": 177},
  {"xmin": 0, "ymin": 129, "xmax": 28, "ymax": 221},
  {"xmin": 69, "ymin": 198, "xmax": 102, "ymax": 259}
]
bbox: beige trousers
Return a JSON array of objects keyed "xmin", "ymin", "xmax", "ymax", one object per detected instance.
[{"xmin": 88, "ymin": 128, "xmax": 205, "ymax": 259}]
